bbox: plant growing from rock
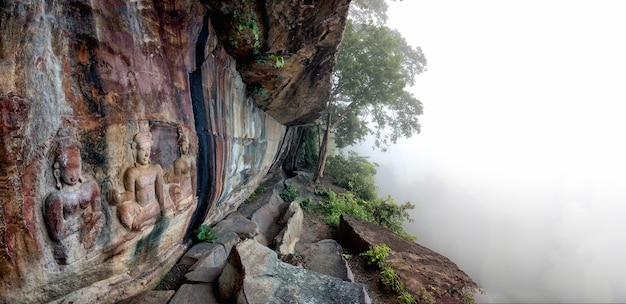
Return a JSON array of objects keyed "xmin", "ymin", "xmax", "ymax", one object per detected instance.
[
  {"xmin": 232, "ymin": 9, "xmax": 261, "ymax": 55},
  {"xmin": 256, "ymin": 54, "xmax": 285, "ymax": 68},
  {"xmin": 380, "ymin": 266, "xmax": 403, "ymax": 293},
  {"xmin": 298, "ymin": 197, "xmax": 316, "ymax": 212},
  {"xmin": 417, "ymin": 287, "xmax": 436, "ymax": 304},
  {"xmin": 360, "ymin": 244, "xmax": 417, "ymax": 304},
  {"xmin": 398, "ymin": 290, "xmax": 418, "ymax": 304},
  {"xmin": 245, "ymin": 185, "xmax": 268, "ymax": 203},
  {"xmin": 314, "ymin": 188, "xmax": 374, "ymax": 228},
  {"xmin": 359, "ymin": 244, "xmax": 391, "ymax": 269},
  {"xmin": 194, "ymin": 225, "xmax": 217, "ymax": 243},
  {"xmin": 279, "ymin": 183, "xmax": 299, "ymax": 202},
  {"xmin": 460, "ymin": 287, "xmax": 482, "ymax": 304}
]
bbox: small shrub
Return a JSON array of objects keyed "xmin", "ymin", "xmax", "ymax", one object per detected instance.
[
  {"xmin": 314, "ymin": 188, "xmax": 374, "ymax": 228},
  {"xmin": 397, "ymin": 291, "xmax": 417, "ymax": 304},
  {"xmin": 460, "ymin": 287, "xmax": 480, "ymax": 304},
  {"xmin": 195, "ymin": 225, "xmax": 216, "ymax": 243},
  {"xmin": 418, "ymin": 287, "xmax": 436, "ymax": 304},
  {"xmin": 315, "ymin": 187, "xmax": 417, "ymax": 241},
  {"xmin": 380, "ymin": 266, "xmax": 403, "ymax": 293},
  {"xmin": 298, "ymin": 197, "xmax": 316, "ymax": 212},
  {"xmin": 366, "ymin": 196, "xmax": 416, "ymax": 241},
  {"xmin": 279, "ymin": 183, "xmax": 299, "ymax": 202},
  {"xmin": 245, "ymin": 185, "xmax": 268, "ymax": 203},
  {"xmin": 359, "ymin": 244, "xmax": 391, "ymax": 269},
  {"xmin": 325, "ymin": 151, "xmax": 378, "ymax": 201}
]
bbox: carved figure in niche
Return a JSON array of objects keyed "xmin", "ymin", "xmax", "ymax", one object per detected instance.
[
  {"xmin": 44, "ymin": 127, "xmax": 104, "ymax": 265},
  {"xmin": 109, "ymin": 121, "xmax": 165, "ymax": 231},
  {"xmin": 168, "ymin": 126, "xmax": 196, "ymax": 213}
]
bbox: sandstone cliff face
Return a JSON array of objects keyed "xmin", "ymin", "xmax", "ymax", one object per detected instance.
[{"xmin": 0, "ymin": 1, "xmax": 349, "ymax": 303}]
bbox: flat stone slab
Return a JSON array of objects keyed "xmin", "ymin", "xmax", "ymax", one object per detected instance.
[
  {"xmin": 213, "ymin": 212, "xmax": 260, "ymax": 239},
  {"xmin": 168, "ymin": 283, "xmax": 218, "ymax": 304},
  {"xmin": 180, "ymin": 242, "xmax": 222, "ymax": 266},
  {"xmin": 185, "ymin": 267, "xmax": 223, "ymax": 283},
  {"xmin": 301, "ymin": 239, "xmax": 354, "ymax": 282},
  {"xmin": 189, "ymin": 244, "xmax": 228, "ymax": 270}
]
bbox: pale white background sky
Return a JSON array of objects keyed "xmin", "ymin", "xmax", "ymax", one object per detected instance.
[{"xmin": 354, "ymin": 1, "xmax": 626, "ymax": 302}]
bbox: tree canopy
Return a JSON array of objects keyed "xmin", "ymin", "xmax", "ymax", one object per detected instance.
[
  {"xmin": 329, "ymin": 20, "xmax": 427, "ymax": 150},
  {"xmin": 314, "ymin": 0, "xmax": 427, "ymax": 180}
]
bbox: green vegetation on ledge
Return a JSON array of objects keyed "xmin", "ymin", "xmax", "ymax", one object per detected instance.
[
  {"xmin": 292, "ymin": 147, "xmax": 416, "ymax": 242},
  {"xmin": 360, "ymin": 244, "xmax": 416, "ymax": 304}
]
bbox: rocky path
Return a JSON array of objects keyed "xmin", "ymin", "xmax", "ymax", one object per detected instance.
[
  {"xmin": 120, "ymin": 173, "xmax": 370, "ymax": 304},
  {"xmin": 120, "ymin": 171, "xmax": 479, "ymax": 304}
]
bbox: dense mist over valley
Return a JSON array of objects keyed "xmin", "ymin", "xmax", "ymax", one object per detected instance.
[{"xmin": 352, "ymin": 1, "xmax": 626, "ymax": 302}]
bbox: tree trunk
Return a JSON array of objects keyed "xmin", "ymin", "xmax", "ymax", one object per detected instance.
[{"xmin": 314, "ymin": 113, "xmax": 333, "ymax": 182}]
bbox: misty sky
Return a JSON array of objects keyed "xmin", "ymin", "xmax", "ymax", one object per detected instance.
[{"xmin": 352, "ymin": 1, "xmax": 626, "ymax": 303}]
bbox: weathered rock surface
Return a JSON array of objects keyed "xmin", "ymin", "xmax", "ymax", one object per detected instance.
[
  {"xmin": 180, "ymin": 242, "xmax": 222, "ymax": 266},
  {"xmin": 0, "ymin": 0, "xmax": 349, "ymax": 302},
  {"xmin": 185, "ymin": 266, "xmax": 222, "ymax": 284},
  {"xmin": 168, "ymin": 283, "xmax": 218, "ymax": 304},
  {"xmin": 301, "ymin": 239, "xmax": 354, "ymax": 282},
  {"xmin": 120, "ymin": 290, "xmax": 175, "ymax": 304},
  {"xmin": 338, "ymin": 214, "xmax": 479, "ymax": 300},
  {"xmin": 250, "ymin": 189, "xmax": 290, "ymax": 245},
  {"xmin": 274, "ymin": 201, "xmax": 304, "ymax": 255},
  {"xmin": 187, "ymin": 243, "xmax": 228, "ymax": 271},
  {"xmin": 203, "ymin": 0, "xmax": 351, "ymax": 125},
  {"xmin": 212, "ymin": 212, "xmax": 259, "ymax": 240},
  {"xmin": 218, "ymin": 239, "xmax": 371, "ymax": 304}
]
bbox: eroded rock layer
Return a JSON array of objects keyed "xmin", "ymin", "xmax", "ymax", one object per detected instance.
[{"xmin": 0, "ymin": 0, "xmax": 349, "ymax": 303}]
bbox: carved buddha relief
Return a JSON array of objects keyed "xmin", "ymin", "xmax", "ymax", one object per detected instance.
[
  {"xmin": 108, "ymin": 120, "xmax": 166, "ymax": 231},
  {"xmin": 168, "ymin": 126, "xmax": 197, "ymax": 214},
  {"xmin": 44, "ymin": 127, "xmax": 104, "ymax": 265}
]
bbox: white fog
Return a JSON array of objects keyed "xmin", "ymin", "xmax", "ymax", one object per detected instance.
[{"xmin": 353, "ymin": 1, "xmax": 626, "ymax": 302}]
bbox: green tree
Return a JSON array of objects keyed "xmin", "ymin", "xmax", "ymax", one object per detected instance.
[
  {"xmin": 325, "ymin": 151, "xmax": 378, "ymax": 201},
  {"xmin": 314, "ymin": 18, "xmax": 427, "ymax": 181}
]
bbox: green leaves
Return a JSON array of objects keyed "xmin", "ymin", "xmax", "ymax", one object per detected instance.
[
  {"xmin": 268, "ymin": 54, "xmax": 285, "ymax": 68},
  {"xmin": 360, "ymin": 244, "xmax": 414, "ymax": 303},
  {"xmin": 245, "ymin": 185, "xmax": 268, "ymax": 203},
  {"xmin": 327, "ymin": 19, "xmax": 427, "ymax": 150},
  {"xmin": 325, "ymin": 151, "xmax": 378, "ymax": 201},
  {"xmin": 322, "ymin": 151, "xmax": 416, "ymax": 241},
  {"xmin": 380, "ymin": 266, "xmax": 404, "ymax": 293},
  {"xmin": 279, "ymin": 183, "xmax": 300, "ymax": 202},
  {"xmin": 195, "ymin": 225, "xmax": 217, "ymax": 243},
  {"xmin": 360, "ymin": 244, "xmax": 391, "ymax": 269}
]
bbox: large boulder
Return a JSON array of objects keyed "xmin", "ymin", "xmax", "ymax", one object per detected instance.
[
  {"xmin": 218, "ymin": 239, "xmax": 371, "ymax": 304},
  {"xmin": 338, "ymin": 214, "xmax": 479, "ymax": 301}
]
